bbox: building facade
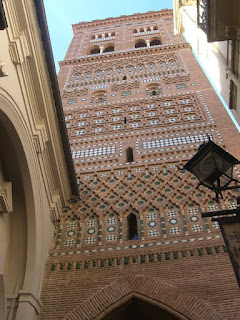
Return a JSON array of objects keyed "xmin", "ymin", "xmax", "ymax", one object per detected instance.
[
  {"xmin": 39, "ymin": 10, "xmax": 240, "ymax": 320},
  {"xmin": 173, "ymin": 0, "xmax": 240, "ymax": 124},
  {"xmin": 0, "ymin": 1, "xmax": 77, "ymax": 319}
]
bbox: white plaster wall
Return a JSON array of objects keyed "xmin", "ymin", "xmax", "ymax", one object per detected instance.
[
  {"xmin": 0, "ymin": 1, "xmax": 73, "ymax": 318},
  {"xmin": 178, "ymin": 5, "xmax": 240, "ymax": 125}
]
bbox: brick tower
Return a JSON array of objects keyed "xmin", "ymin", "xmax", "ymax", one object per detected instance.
[{"xmin": 39, "ymin": 10, "xmax": 240, "ymax": 320}]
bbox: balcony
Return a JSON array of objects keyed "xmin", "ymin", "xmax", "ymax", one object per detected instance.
[{"xmin": 197, "ymin": 0, "xmax": 240, "ymax": 42}]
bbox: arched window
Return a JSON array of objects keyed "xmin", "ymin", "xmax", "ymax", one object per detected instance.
[
  {"xmin": 147, "ymin": 27, "xmax": 151, "ymax": 31},
  {"xmin": 153, "ymin": 25, "xmax": 158, "ymax": 30},
  {"xmin": 111, "ymin": 32, "xmax": 115, "ymax": 37},
  {"xmin": 103, "ymin": 45, "xmax": 114, "ymax": 53},
  {"xmin": 150, "ymin": 38, "xmax": 161, "ymax": 46},
  {"xmin": 133, "ymin": 29, "xmax": 138, "ymax": 33},
  {"xmin": 91, "ymin": 91, "xmax": 107, "ymax": 104},
  {"xmin": 146, "ymin": 84, "xmax": 162, "ymax": 97},
  {"xmin": 127, "ymin": 213, "xmax": 138, "ymax": 240},
  {"xmin": 90, "ymin": 45, "xmax": 100, "ymax": 54},
  {"xmin": 135, "ymin": 40, "xmax": 147, "ymax": 48},
  {"xmin": 139, "ymin": 28, "xmax": 144, "ymax": 32}
]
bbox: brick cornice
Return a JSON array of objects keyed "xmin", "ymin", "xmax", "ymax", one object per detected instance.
[
  {"xmin": 48, "ymin": 241, "xmax": 225, "ymax": 262},
  {"xmin": 59, "ymin": 43, "xmax": 191, "ymax": 67},
  {"xmin": 72, "ymin": 10, "xmax": 173, "ymax": 33}
]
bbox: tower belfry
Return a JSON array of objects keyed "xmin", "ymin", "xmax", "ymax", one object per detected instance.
[{"xmin": 39, "ymin": 9, "xmax": 240, "ymax": 320}]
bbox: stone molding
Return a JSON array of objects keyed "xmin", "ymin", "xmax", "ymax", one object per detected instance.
[
  {"xmin": 0, "ymin": 61, "xmax": 8, "ymax": 77},
  {"xmin": 0, "ymin": 181, "xmax": 12, "ymax": 213},
  {"xmin": 18, "ymin": 290, "xmax": 42, "ymax": 314},
  {"xmin": 3, "ymin": 0, "xmax": 75, "ymax": 202},
  {"xmin": 8, "ymin": 32, "xmax": 31, "ymax": 65}
]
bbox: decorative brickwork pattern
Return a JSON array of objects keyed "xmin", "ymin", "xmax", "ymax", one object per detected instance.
[{"xmin": 39, "ymin": 9, "xmax": 240, "ymax": 320}]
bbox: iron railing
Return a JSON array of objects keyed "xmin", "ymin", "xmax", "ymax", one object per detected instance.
[
  {"xmin": 197, "ymin": 0, "xmax": 209, "ymax": 34},
  {"xmin": 0, "ymin": 2, "xmax": 7, "ymax": 30}
]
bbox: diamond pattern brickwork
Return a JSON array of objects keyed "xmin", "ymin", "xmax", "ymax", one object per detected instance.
[{"xmin": 50, "ymin": 165, "xmax": 240, "ymax": 253}]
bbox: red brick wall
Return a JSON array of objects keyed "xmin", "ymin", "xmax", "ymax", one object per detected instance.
[
  {"xmin": 39, "ymin": 242, "xmax": 240, "ymax": 319},
  {"xmin": 39, "ymin": 10, "xmax": 240, "ymax": 320}
]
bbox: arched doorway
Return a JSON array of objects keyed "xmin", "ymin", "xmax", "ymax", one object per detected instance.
[
  {"xmin": 0, "ymin": 93, "xmax": 42, "ymax": 319},
  {"xmin": 64, "ymin": 276, "xmax": 224, "ymax": 320},
  {"xmin": 0, "ymin": 117, "xmax": 27, "ymax": 318},
  {"xmin": 103, "ymin": 296, "xmax": 180, "ymax": 320}
]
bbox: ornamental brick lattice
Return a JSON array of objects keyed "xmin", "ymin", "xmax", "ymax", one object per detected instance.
[{"xmin": 39, "ymin": 10, "xmax": 240, "ymax": 320}]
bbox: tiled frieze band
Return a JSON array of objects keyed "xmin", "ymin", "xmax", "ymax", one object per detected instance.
[{"xmin": 49, "ymin": 235, "xmax": 222, "ymax": 257}]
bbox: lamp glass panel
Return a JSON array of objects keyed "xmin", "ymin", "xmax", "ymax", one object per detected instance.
[
  {"xmin": 215, "ymin": 153, "xmax": 234, "ymax": 175},
  {"xmin": 190, "ymin": 151, "xmax": 218, "ymax": 183}
]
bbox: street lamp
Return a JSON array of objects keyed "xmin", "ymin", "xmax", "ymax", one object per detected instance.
[
  {"xmin": 183, "ymin": 139, "xmax": 240, "ymax": 202},
  {"xmin": 183, "ymin": 138, "xmax": 240, "ymax": 287}
]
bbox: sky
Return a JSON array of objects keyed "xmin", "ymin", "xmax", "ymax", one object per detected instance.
[{"xmin": 43, "ymin": 0, "xmax": 173, "ymax": 72}]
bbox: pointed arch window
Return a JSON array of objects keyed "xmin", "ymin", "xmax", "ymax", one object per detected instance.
[{"xmin": 127, "ymin": 213, "xmax": 138, "ymax": 240}]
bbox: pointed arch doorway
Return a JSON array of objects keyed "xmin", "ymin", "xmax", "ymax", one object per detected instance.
[
  {"xmin": 102, "ymin": 296, "xmax": 181, "ymax": 320},
  {"xmin": 64, "ymin": 276, "xmax": 224, "ymax": 320}
]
